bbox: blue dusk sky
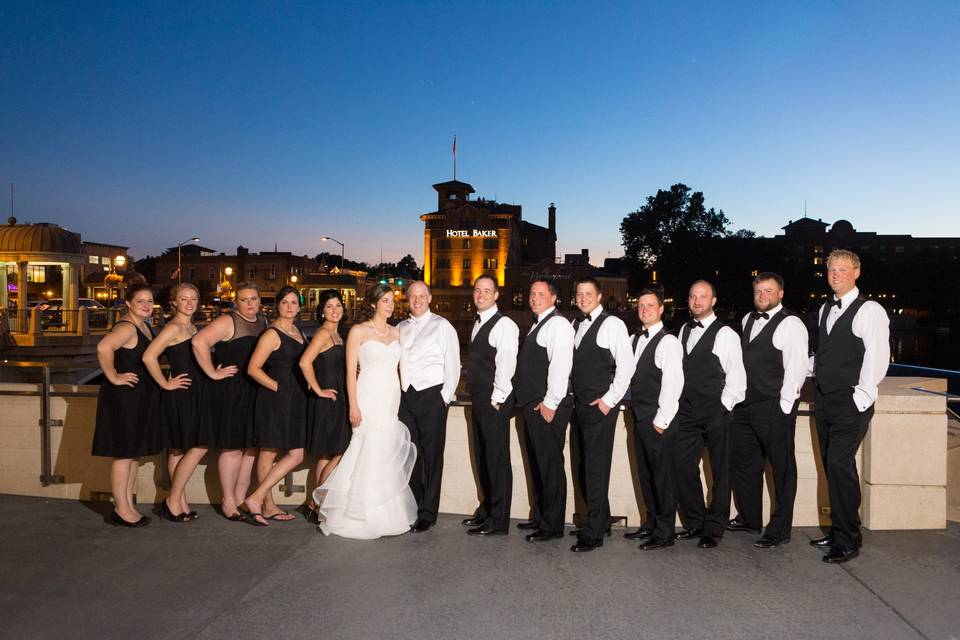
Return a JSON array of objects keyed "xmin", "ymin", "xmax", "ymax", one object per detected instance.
[{"xmin": 2, "ymin": 1, "xmax": 958, "ymax": 265}]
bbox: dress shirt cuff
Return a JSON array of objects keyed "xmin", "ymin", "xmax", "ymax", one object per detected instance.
[
  {"xmin": 779, "ymin": 397, "xmax": 794, "ymax": 415},
  {"xmin": 852, "ymin": 386, "xmax": 875, "ymax": 413},
  {"xmin": 600, "ymin": 390, "xmax": 622, "ymax": 409},
  {"xmin": 490, "ymin": 389, "xmax": 509, "ymax": 405},
  {"xmin": 720, "ymin": 393, "xmax": 736, "ymax": 412},
  {"xmin": 441, "ymin": 388, "xmax": 456, "ymax": 405},
  {"xmin": 652, "ymin": 411, "xmax": 668, "ymax": 430},
  {"xmin": 541, "ymin": 396, "xmax": 560, "ymax": 411}
]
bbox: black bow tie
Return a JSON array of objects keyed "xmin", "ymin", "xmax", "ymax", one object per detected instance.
[
  {"xmin": 638, "ymin": 329, "xmax": 649, "ymax": 339},
  {"xmin": 531, "ymin": 314, "xmax": 540, "ymax": 326},
  {"xmin": 577, "ymin": 313, "xmax": 592, "ymax": 323},
  {"xmin": 751, "ymin": 311, "xmax": 769, "ymax": 321},
  {"xmin": 829, "ymin": 298, "xmax": 843, "ymax": 309},
  {"xmin": 474, "ymin": 313, "xmax": 481, "ymax": 323},
  {"xmin": 687, "ymin": 319, "xmax": 703, "ymax": 329}
]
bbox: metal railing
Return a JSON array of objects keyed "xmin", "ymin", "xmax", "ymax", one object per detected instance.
[{"xmin": 0, "ymin": 361, "xmax": 99, "ymax": 486}]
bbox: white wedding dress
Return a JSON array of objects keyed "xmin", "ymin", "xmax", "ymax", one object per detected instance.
[{"xmin": 315, "ymin": 340, "xmax": 418, "ymax": 539}]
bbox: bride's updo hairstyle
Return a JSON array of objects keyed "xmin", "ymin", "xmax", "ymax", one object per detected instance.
[{"xmin": 359, "ymin": 283, "xmax": 393, "ymax": 321}]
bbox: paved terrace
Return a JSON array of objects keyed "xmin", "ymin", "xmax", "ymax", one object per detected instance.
[{"xmin": 1, "ymin": 495, "xmax": 958, "ymax": 640}]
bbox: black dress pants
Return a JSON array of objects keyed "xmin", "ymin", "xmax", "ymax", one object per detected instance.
[
  {"xmin": 470, "ymin": 396, "xmax": 515, "ymax": 531},
  {"xmin": 729, "ymin": 398, "xmax": 798, "ymax": 541},
  {"xmin": 673, "ymin": 405, "xmax": 730, "ymax": 538},
  {"xmin": 814, "ymin": 387, "xmax": 873, "ymax": 550},
  {"xmin": 632, "ymin": 409, "xmax": 677, "ymax": 542},
  {"xmin": 573, "ymin": 402, "xmax": 619, "ymax": 540},
  {"xmin": 399, "ymin": 384, "xmax": 449, "ymax": 523},
  {"xmin": 521, "ymin": 397, "xmax": 573, "ymax": 534}
]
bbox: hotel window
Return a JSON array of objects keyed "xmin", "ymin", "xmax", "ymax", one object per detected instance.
[
  {"xmin": 27, "ymin": 265, "xmax": 46, "ymax": 283},
  {"xmin": 462, "ymin": 239, "xmax": 471, "ymax": 249},
  {"xmin": 268, "ymin": 267, "xmax": 277, "ymax": 280},
  {"xmin": 483, "ymin": 238, "xmax": 497, "ymax": 250},
  {"xmin": 438, "ymin": 239, "xmax": 451, "ymax": 250},
  {"xmin": 462, "ymin": 258, "xmax": 471, "ymax": 269},
  {"xmin": 209, "ymin": 268, "xmax": 215, "ymax": 280},
  {"xmin": 483, "ymin": 258, "xmax": 498, "ymax": 269},
  {"xmin": 88, "ymin": 255, "xmax": 99, "ymax": 264},
  {"xmin": 436, "ymin": 258, "xmax": 451, "ymax": 269},
  {"xmin": 895, "ymin": 246, "xmax": 905, "ymax": 254},
  {"xmin": 813, "ymin": 257, "xmax": 822, "ymax": 265},
  {"xmin": 248, "ymin": 268, "xmax": 257, "ymax": 279}
]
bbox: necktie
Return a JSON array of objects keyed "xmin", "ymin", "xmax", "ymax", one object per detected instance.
[
  {"xmin": 577, "ymin": 313, "xmax": 592, "ymax": 323},
  {"xmin": 751, "ymin": 311, "xmax": 769, "ymax": 321},
  {"xmin": 531, "ymin": 314, "xmax": 540, "ymax": 326},
  {"xmin": 687, "ymin": 319, "xmax": 703, "ymax": 329},
  {"xmin": 638, "ymin": 328, "xmax": 649, "ymax": 339},
  {"xmin": 474, "ymin": 313, "xmax": 481, "ymax": 324},
  {"xmin": 829, "ymin": 298, "xmax": 843, "ymax": 309}
]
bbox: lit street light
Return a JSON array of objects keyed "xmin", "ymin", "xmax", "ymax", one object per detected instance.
[
  {"xmin": 320, "ymin": 236, "xmax": 345, "ymax": 271},
  {"xmin": 177, "ymin": 236, "xmax": 200, "ymax": 284}
]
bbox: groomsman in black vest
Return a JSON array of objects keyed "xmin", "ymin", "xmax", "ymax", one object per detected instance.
[
  {"xmin": 728, "ymin": 272, "xmax": 809, "ymax": 548},
  {"xmin": 568, "ymin": 277, "xmax": 635, "ymax": 552},
  {"xmin": 812, "ymin": 250, "xmax": 889, "ymax": 563},
  {"xmin": 398, "ymin": 281, "xmax": 462, "ymax": 533},
  {"xmin": 463, "ymin": 275, "xmax": 520, "ymax": 536},
  {"xmin": 674, "ymin": 280, "xmax": 746, "ymax": 548},
  {"xmin": 513, "ymin": 278, "xmax": 575, "ymax": 542},
  {"xmin": 625, "ymin": 286, "xmax": 684, "ymax": 550}
]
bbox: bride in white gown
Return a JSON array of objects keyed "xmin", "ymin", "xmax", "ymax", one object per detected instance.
[{"xmin": 314, "ymin": 285, "xmax": 418, "ymax": 539}]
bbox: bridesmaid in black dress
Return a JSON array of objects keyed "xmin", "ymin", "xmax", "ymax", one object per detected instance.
[
  {"xmin": 143, "ymin": 282, "xmax": 204, "ymax": 523},
  {"xmin": 300, "ymin": 289, "xmax": 351, "ymax": 517},
  {"xmin": 192, "ymin": 283, "xmax": 276, "ymax": 521},
  {"xmin": 243, "ymin": 285, "xmax": 309, "ymax": 526},
  {"xmin": 91, "ymin": 284, "xmax": 162, "ymax": 527}
]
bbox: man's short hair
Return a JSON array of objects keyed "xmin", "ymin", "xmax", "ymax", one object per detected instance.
[
  {"xmin": 473, "ymin": 274, "xmax": 499, "ymax": 292},
  {"xmin": 638, "ymin": 284, "xmax": 664, "ymax": 306},
  {"xmin": 753, "ymin": 272, "xmax": 785, "ymax": 289},
  {"xmin": 530, "ymin": 277, "xmax": 558, "ymax": 297},
  {"xmin": 574, "ymin": 276, "xmax": 602, "ymax": 294},
  {"xmin": 690, "ymin": 279, "xmax": 717, "ymax": 298},
  {"xmin": 827, "ymin": 249, "xmax": 861, "ymax": 269}
]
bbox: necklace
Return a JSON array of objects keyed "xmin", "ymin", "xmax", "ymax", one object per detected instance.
[
  {"xmin": 276, "ymin": 322, "xmax": 297, "ymax": 337},
  {"xmin": 369, "ymin": 321, "xmax": 389, "ymax": 337}
]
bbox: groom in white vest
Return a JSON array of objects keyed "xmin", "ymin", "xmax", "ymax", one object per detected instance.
[{"xmin": 398, "ymin": 281, "xmax": 461, "ymax": 532}]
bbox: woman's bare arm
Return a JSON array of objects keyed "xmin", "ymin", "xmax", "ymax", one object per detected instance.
[
  {"xmin": 247, "ymin": 328, "xmax": 281, "ymax": 392},
  {"xmin": 191, "ymin": 315, "xmax": 238, "ymax": 380}
]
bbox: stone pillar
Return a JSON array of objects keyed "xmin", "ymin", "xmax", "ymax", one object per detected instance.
[
  {"xmin": 62, "ymin": 263, "xmax": 76, "ymax": 332},
  {"xmin": 16, "ymin": 261, "xmax": 28, "ymax": 332},
  {"xmin": 0, "ymin": 265, "xmax": 7, "ymax": 315}
]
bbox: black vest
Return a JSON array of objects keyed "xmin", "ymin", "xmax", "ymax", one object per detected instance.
[
  {"xmin": 629, "ymin": 328, "xmax": 668, "ymax": 420},
  {"xmin": 468, "ymin": 312, "xmax": 504, "ymax": 403},
  {"xmin": 571, "ymin": 312, "xmax": 615, "ymax": 403},
  {"xmin": 742, "ymin": 309, "xmax": 791, "ymax": 405},
  {"xmin": 815, "ymin": 297, "xmax": 868, "ymax": 394},
  {"xmin": 514, "ymin": 309, "xmax": 566, "ymax": 406},
  {"xmin": 679, "ymin": 319, "xmax": 726, "ymax": 416}
]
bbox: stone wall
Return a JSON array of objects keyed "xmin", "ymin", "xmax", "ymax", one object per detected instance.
[{"xmin": 0, "ymin": 377, "xmax": 948, "ymax": 530}]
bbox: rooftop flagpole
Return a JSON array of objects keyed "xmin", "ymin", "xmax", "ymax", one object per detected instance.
[{"xmin": 453, "ymin": 134, "xmax": 457, "ymax": 180}]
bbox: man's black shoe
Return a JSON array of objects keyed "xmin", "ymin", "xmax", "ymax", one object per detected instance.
[
  {"xmin": 726, "ymin": 517, "xmax": 761, "ymax": 534},
  {"xmin": 822, "ymin": 546, "xmax": 860, "ymax": 564},
  {"xmin": 639, "ymin": 536, "xmax": 675, "ymax": 551},
  {"xmin": 697, "ymin": 534, "xmax": 720, "ymax": 549},
  {"xmin": 809, "ymin": 534, "xmax": 833, "ymax": 547},
  {"xmin": 525, "ymin": 529, "xmax": 563, "ymax": 542},
  {"xmin": 570, "ymin": 536, "xmax": 603, "ymax": 552},
  {"xmin": 410, "ymin": 519, "xmax": 433, "ymax": 533},
  {"xmin": 624, "ymin": 528, "xmax": 655, "ymax": 540},
  {"xmin": 568, "ymin": 527, "xmax": 611, "ymax": 537},
  {"xmin": 516, "ymin": 520, "xmax": 539, "ymax": 530},
  {"xmin": 675, "ymin": 527, "xmax": 704, "ymax": 540},
  {"xmin": 461, "ymin": 516, "xmax": 484, "ymax": 527},
  {"xmin": 753, "ymin": 535, "xmax": 787, "ymax": 548},
  {"xmin": 467, "ymin": 525, "xmax": 507, "ymax": 537}
]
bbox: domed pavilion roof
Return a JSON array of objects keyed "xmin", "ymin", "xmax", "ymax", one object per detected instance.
[{"xmin": 0, "ymin": 219, "xmax": 83, "ymax": 255}]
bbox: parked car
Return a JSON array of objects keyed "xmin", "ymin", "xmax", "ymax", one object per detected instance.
[{"xmin": 36, "ymin": 298, "xmax": 107, "ymax": 328}]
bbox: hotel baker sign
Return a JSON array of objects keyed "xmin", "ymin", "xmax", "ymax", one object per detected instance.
[{"xmin": 446, "ymin": 229, "xmax": 498, "ymax": 238}]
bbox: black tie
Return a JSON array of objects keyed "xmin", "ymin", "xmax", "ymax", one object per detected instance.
[
  {"xmin": 577, "ymin": 313, "xmax": 592, "ymax": 323},
  {"xmin": 751, "ymin": 311, "xmax": 769, "ymax": 321},
  {"xmin": 638, "ymin": 329, "xmax": 649, "ymax": 339},
  {"xmin": 474, "ymin": 313, "xmax": 481, "ymax": 323},
  {"xmin": 829, "ymin": 298, "xmax": 843, "ymax": 309},
  {"xmin": 531, "ymin": 314, "xmax": 539, "ymax": 326},
  {"xmin": 687, "ymin": 319, "xmax": 703, "ymax": 329}
]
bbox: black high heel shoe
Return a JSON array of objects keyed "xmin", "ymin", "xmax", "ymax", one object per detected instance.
[
  {"xmin": 160, "ymin": 498, "xmax": 190, "ymax": 523},
  {"xmin": 111, "ymin": 510, "xmax": 150, "ymax": 528}
]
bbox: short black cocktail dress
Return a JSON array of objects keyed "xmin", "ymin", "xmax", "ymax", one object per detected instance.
[
  {"xmin": 160, "ymin": 335, "xmax": 205, "ymax": 450},
  {"xmin": 92, "ymin": 320, "xmax": 162, "ymax": 458},
  {"xmin": 254, "ymin": 327, "xmax": 308, "ymax": 450},
  {"xmin": 306, "ymin": 342, "xmax": 351, "ymax": 456}
]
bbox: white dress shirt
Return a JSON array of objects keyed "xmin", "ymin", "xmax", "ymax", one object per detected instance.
[
  {"xmin": 573, "ymin": 305, "xmax": 636, "ymax": 407},
  {"xmin": 632, "ymin": 321, "xmax": 684, "ymax": 429},
  {"xmin": 683, "ymin": 313, "xmax": 747, "ymax": 411},
  {"xmin": 740, "ymin": 304, "xmax": 811, "ymax": 413},
  {"xmin": 528, "ymin": 307, "xmax": 575, "ymax": 411},
  {"xmin": 815, "ymin": 286, "xmax": 890, "ymax": 412},
  {"xmin": 398, "ymin": 309, "xmax": 462, "ymax": 404},
  {"xmin": 470, "ymin": 305, "xmax": 519, "ymax": 405}
]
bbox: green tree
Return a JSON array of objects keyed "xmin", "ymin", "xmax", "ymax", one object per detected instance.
[{"xmin": 620, "ymin": 183, "xmax": 733, "ymax": 298}]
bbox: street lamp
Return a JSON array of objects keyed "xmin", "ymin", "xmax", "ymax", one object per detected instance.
[
  {"xmin": 320, "ymin": 236, "xmax": 345, "ymax": 272},
  {"xmin": 176, "ymin": 236, "xmax": 200, "ymax": 284}
]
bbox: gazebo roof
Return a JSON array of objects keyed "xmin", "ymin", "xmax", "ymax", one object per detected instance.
[{"xmin": 0, "ymin": 219, "xmax": 83, "ymax": 256}]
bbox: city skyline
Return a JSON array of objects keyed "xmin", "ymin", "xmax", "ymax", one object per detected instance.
[{"xmin": 2, "ymin": 1, "xmax": 957, "ymax": 264}]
